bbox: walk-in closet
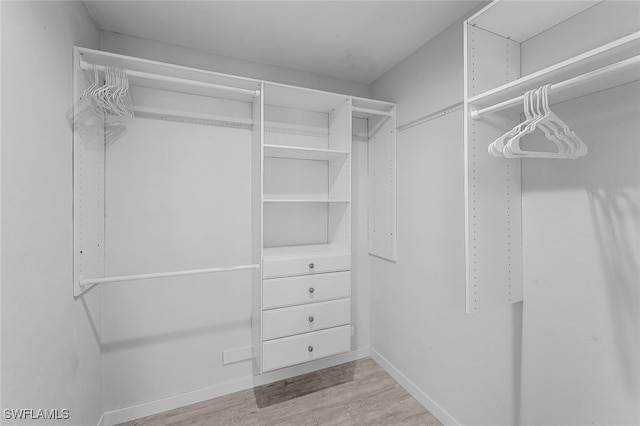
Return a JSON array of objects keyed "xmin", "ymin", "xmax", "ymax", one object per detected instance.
[{"xmin": 1, "ymin": 1, "xmax": 639, "ymax": 425}]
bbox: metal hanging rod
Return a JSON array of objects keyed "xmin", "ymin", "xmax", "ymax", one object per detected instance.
[
  {"xmin": 80, "ymin": 61, "xmax": 260, "ymax": 98},
  {"xmin": 397, "ymin": 102, "xmax": 463, "ymax": 133},
  {"xmin": 79, "ymin": 264, "xmax": 261, "ymax": 287},
  {"xmin": 352, "ymin": 106, "xmax": 394, "ymax": 117},
  {"xmin": 470, "ymin": 55, "xmax": 640, "ymax": 119}
]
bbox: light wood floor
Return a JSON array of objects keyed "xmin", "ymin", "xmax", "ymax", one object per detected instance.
[{"xmin": 118, "ymin": 357, "xmax": 442, "ymax": 426}]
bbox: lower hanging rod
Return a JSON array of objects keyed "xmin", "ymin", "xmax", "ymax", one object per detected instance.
[
  {"xmin": 80, "ymin": 264, "xmax": 261, "ymax": 287},
  {"xmin": 80, "ymin": 61, "xmax": 260, "ymax": 98},
  {"xmin": 470, "ymin": 55, "xmax": 640, "ymax": 119}
]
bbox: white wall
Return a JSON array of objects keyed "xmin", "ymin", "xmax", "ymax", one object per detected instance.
[
  {"xmin": 1, "ymin": 2, "xmax": 103, "ymax": 425},
  {"xmin": 99, "ymin": 31, "xmax": 371, "ymax": 99}
]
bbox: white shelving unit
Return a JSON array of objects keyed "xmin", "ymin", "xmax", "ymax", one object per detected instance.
[
  {"xmin": 463, "ymin": 0, "xmax": 640, "ymax": 313},
  {"xmin": 255, "ymin": 82, "xmax": 353, "ymax": 373}
]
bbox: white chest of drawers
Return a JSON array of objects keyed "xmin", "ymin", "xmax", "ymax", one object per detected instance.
[{"xmin": 259, "ymin": 246, "xmax": 352, "ymax": 372}]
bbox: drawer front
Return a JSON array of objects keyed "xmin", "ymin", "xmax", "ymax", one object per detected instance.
[
  {"xmin": 263, "ymin": 272, "xmax": 351, "ymax": 309},
  {"xmin": 262, "ymin": 298, "xmax": 351, "ymax": 340},
  {"xmin": 263, "ymin": 253, "xmax": 351, "ymax": 278},
  {"xmin": 262, "ymin": 325, "xmax": 351, "ymax": 372}
]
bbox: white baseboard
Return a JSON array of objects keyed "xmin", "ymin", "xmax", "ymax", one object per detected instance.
[
  {"xmin": 102, "ymin": 347, "xmax": 370, "ymax": 426},
  {"xmin": 370, "ymin": 348, "xmax": 460, "ymax": 426},
  {"xmin": 96, "ymin": 413, "xmax": 104, "ymax": 426}
]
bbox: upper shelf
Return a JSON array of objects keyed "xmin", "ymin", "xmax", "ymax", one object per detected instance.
[
  {"xmin": 467, "ymin": 32, "xmax": 640, "ymax": 112},
  {"xmin": 352, "ymin": 97, "xmax": 395, "ymax": 119},
  {"xmin": 264, "ymin": 144, "xmax": 349, "ymax": 161},
  {"xmin": 263, "ymin": 243, "xmax": 350, "ymax": 259},
  {"xmin": 468, "ymin": 0, "xmax": 601, "ymax": 43},
  {"xmin": 264, "ymin": 82, "xmax": 348, "ymax": 113},
  {"xmin": 263, "ymin": 198, "xmax": 350, "ymax": 203},
  {"xmin": 77, "ymin": 47, "xmax": 261, "ymax": 103}
]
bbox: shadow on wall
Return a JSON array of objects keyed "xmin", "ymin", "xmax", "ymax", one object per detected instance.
[
  {"xmin": 99, "ymin": 319, "xmax": 249, "ymax": 353},
  {"xmin": 588, "ymin": 188, "xmax": 640, "ymax": 395}
]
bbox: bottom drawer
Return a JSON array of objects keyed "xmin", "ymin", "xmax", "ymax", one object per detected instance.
[{"xmin": 262, "ymin": 325, "xmax": 351, "ymax": 372}]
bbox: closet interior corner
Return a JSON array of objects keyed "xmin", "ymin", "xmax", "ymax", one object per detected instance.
[{"xmin": 7, "ymin": 1, "xmax": 637, "ymax": 424}]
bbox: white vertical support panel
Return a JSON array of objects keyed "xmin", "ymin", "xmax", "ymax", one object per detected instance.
[
  {"xmin": 464, "ymin": 22, "xmax": 523, "ymax": 313},
  {"xmin": 73, "ymin": 47, "xmax": 105, "ymax": 296},
  {"xmin": 328, "ymin": 98, "xmax": 352, "ymax": 249},
  {"xmin": 367, "ymin": 107, "xmax": 397, "ymax": 261},
  {"xmin": 251, "ymin": 83, "xmax": 264, "ymax": 374}
]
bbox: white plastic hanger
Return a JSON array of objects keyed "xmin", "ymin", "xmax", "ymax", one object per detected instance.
[
  {"xmin": 488, "ymin": 89, "xmax": 537, "ymax": 157},
  {"xmin": 499, "ymin": 84, "xmax": 587, "ymax": 159},
  {"xmin": 504, "ymin": 87, "xmax": 573, "ymax": 158},
  {"xmin": 541, "ymin": 84, "xmax": 587, "ymax": 157}
]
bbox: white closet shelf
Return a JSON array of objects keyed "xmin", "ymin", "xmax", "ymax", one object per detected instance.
[
  {"xmin": 263, "ymin": 244, "xmax": 350, "ymax": 259},
  {"xmin": 467, "ymin": 1, "xmax": 600, "ymax": 43},
  {"xmin": 352, "ymin": 97, "xmax": 395, "ymax": 119},
  {"xmin": 468, "ymin": 32, "xmax": 640, "ymax": 112},
  {"xmin": 263, "ymin": 198, "xmax": 350, "ymax": 203},
  {"xmin": 77, "ymin": 47, "xmax": 261, "ymax": 103},
  {"xmin": 263, "ymin": 144, "xmax": 349, "ymax": 161}
]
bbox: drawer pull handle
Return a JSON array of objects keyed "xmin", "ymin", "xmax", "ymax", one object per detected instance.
[
  {"xmin": 308, "ymin": 316, "xmax": 314, "ymax": 323},
  {"xmin": 309, "ymin": 263, "xmax": 315, "ymax": 269},
  {"xmin": 308, "ymin": 287, "xmax": 315, "ymax": 294},
  {"xmin": 308, "ymin": 346, "xmax": 314, "ymax": 352}
]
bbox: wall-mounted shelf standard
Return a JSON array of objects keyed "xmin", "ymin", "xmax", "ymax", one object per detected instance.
[
  {"xmin": 263, "ymin": 144, "xmax": 349, "ymax": 161},
  {"xmin": 463, "ymin": 0, "xmax": 640, "ymax": 313}
]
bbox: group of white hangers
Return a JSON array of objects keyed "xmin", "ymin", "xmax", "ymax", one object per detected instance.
[
  {"xmin": 83, "ymin": 64, "xmax": 134, "ymax": 118},
  {"xmin": 67, "ymin": 64, "xmax": 133, "ymax": 147},
  {"xmin": 488, "ymin": 84, "xmax": 587, "ymax": 159}
]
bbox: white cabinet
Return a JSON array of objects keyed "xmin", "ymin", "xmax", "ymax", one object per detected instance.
[{"xmin": 253, "ymin": 83, "xmax": 355, "ymax": 373}]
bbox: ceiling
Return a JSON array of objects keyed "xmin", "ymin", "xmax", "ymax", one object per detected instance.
[{"xmin": 84, "ymin": 1, "xmax": 482, "ymax": 85}]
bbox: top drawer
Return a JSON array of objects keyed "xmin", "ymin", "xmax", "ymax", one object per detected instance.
[{"xmin": 263, "ymin": 252, "xmax": 351, "ymax": 278}]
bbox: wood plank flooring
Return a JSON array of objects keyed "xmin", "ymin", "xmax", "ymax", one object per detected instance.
[{"xmin": 118, "ymin": 357, "xmax": 442, "ymax": 426}]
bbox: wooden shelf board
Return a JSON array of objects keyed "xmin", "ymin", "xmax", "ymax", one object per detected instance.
[
  {"xmin": 263, "ymin": 244, "xmax": 350, "ymax": 259},
  {"xmin": 263, "ymin": 144, "xmax": 349, "ymax": 161},
  {"xmin": 77, "ymin": 47, "xmax": 260, "ymax": 103},
  {"xmin": 468, "ymin": 1, "xmax": 601, "ymax": 43},
  {"xmin": 263, "ymin": 198, "xmax": 350, "ymax": 203}
]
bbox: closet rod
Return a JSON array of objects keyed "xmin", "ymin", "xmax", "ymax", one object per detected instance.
[
  {"xmin": 470, "ymin": 55, "xmax": 640, "ymax": 119},
  {"xmin": 79, "ymin": 61, "xmax": 260, "ymax": 97},
  {"xmin": 79, "ymin": 264, "xmax": 260, "ymax": 287},
  {"xmin": 352, "ymin": 106, "xmax": 394, "ymax": 117}
]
